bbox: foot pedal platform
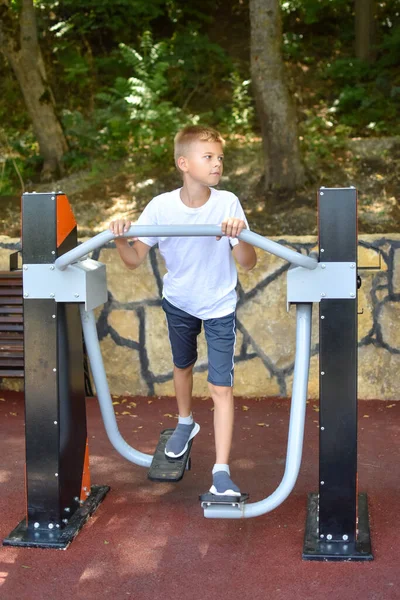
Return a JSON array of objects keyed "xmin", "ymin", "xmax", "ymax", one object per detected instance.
[
  {"xmin": 148, "ymin": 429, "xmax": 193, "ymax": 483},
  {"xmin": 199, "ymin": 492, "xmax": 249, "ymax": 509}
]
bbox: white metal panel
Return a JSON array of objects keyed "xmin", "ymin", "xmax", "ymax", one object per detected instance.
[
  {"xmin": 23, "ymin": 258, "xmax": 107, "ymax": 310},
  {"xmin": 287, "ymin": 262, "xmax": 356, "ymax": 309}
]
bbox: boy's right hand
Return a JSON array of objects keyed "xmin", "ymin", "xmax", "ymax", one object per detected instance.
[{"xmin": 109, "ymin": 219, "xmax": 137, "ymax": 241}]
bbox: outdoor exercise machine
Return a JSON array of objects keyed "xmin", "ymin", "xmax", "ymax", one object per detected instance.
[{"xmin": 2, "ymin": 188, "xmax": 372, "ymax": 561}]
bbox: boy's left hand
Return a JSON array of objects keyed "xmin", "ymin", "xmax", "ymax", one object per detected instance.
[{"xmin": 216, "ymin": 217, "xmax": 247, "ymax": 241}]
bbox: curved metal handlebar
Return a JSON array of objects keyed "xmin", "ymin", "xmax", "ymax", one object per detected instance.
[
  {"xmin": 203, "ymin": 302, "xmax": 312, "ymax": 519},
  {"xmin": 80, "ymin": 307, "xmax": 153, "ymax": 468},
  {"xmin": 54, "ymin": 226, "xmax": 318, "ymax": 271}
]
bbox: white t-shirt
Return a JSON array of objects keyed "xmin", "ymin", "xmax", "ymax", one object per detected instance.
[{"xmin": 136, "ymin": 187, "xmax": 249, "ymax": 319}]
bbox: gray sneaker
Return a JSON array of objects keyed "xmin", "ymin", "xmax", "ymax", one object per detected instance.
[
  {"xmin": 165, "ymin": 422, "xmax": 200, "ymax": 458},
  {"xmin": 209, "ymin": 471, "xmax": 241, "ymax": 497}
]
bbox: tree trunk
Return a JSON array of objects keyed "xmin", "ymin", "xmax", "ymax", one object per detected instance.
[
  {"xmin": 0, "ymin": 0, "xmax": 68, "ymax": 181},
  {"xmin": 355, "ymin": 0, "xmax": 376, "ymax": 62},
  {"xmin": 249, "ymin": 0, "xmax": 304, "ymax": 192}
]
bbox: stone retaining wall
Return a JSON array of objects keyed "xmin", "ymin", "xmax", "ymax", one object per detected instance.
[{"xmin": 1, "ymin": 234, "xmax": 399, "ymax": 400}]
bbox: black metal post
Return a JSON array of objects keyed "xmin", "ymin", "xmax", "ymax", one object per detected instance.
[
  {"xmin": 303, "ymin": 187, "xmax": 372, "ymax": 561},
  {"xmin": 3, "ymin": 192, "xmax": 109, "ymax": 550}
]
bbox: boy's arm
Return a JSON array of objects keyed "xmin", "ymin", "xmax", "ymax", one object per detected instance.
[
  {"xmin": 219, "ymin": 216, "xmax": 257, "ymax": 271},
  {"xmin": 115, "ymin": 239, "xmax": 151, "ymax": 270},
  {"xmin": 232, "ymin": 240, "xmax": 257, "ymax": 271}
]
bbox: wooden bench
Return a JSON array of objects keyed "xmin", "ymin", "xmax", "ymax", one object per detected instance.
[
  {"xmin": 0, "ymin": 271, "xmax": 24, "ymax": 377},
  {"xmin": 0, "ymin": 269, "xmax": 93, "ymax": 395}
]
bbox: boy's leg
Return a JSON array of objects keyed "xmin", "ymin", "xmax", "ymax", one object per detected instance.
[
  {"xmin": 204, "ymin": 312, "xmax": 241, "ymax": 496},
  {"xmin": 208, "ymin": 383, "xmax": 240, "ymax": 496},
  {"xmin": 173, "ymin": 363, "xmax": 194, "ymax": 418},
  {"xmin": 161, "ymin": 298, "xmax": 201, "ymax": 457},
  {"xmin": 209, "ymin": 383, "xmax": 234, "ymax": 464}
]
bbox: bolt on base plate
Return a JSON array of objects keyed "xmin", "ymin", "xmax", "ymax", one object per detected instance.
[
  {"xmin": 3, "ymin": 485, "xmax": 110, "ymax": 550},
  {"xmin": 302, "ymin": 492, "xmax": 373, "ymax": 561}
]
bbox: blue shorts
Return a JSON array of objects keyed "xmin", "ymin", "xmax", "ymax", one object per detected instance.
[{"xmin": 161, "ymin": 297, "xmax": 236, "ymax": 387}]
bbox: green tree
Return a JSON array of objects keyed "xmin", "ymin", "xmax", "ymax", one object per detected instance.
[
  {"xmin": 0, "ymin": 0, "xmax": 68, "ymax": 180},
  {"xmin": 355, "ymin": 0, "xmax": 377, "ymax": 62},
  {"xmin": 250, "ymin": 0, "xmax": 304, "ymax": 191}
]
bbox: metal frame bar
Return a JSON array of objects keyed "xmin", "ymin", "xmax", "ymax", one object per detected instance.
[
  {"xmin": 303, "ymin": 186, "xmax": 372, "ymax": 561},
  {"xmin": 54, "ymin": 226, "xmax": 318, "ymax": 271}
]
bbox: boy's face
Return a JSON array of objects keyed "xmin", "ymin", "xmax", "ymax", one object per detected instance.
[{"xmin": 178, "ymin": 141, "xmax": 224, "ymax": 186}]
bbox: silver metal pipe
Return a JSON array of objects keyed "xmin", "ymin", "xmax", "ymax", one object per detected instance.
[
  {"xmin": 55, "ymin": 226, "xmax": 317, "ymax": 271},
  {"xmin": 80, "ymin": 305, "xmax": 153, "ymax": 468},
  {"xmin": 203, "ymin": 302, "xmax": 312, "ymax": 518}
]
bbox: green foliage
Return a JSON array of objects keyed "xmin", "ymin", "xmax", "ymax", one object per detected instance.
[
  {"xmin": 281, "ymin": 0, "xmax": 400, "ymax": 135},
  {"xmin": 45, "ymin": 0, "xmax": 167, "ymax": 39},
  {"xmin": 60, "ymin": 52, "xmax": 91, "ymax": 85},
  {"xmin": 165, "ymin": 27, "xmax": 232, "ymax": 110},
  {"xmin": 379, "ymin": 22, "xmax": 400, "ymax": 67},
  {"xmin": 2, "ymin": 0, "xmax": 400, "ymax": 193},
  {"xmin": 104, "ymin": 33, "xmax": 186, "ymax": 162},
  {"xmin": 62, "ymin": 31, "xmax": 189, "ymax": 169},
  {"xmin": 60, "ymin": 24, "xmax": 237, "ymax": 171},
  {"xmin": 0, "ymin": 129, "xmax": 40, "ymax": 194},
  {"xmin": 282, "ymin": 32, "xmax": 305, "ymax": 61},
  {"xmin": 281, "ymin": 0, "xmax": 352, "ymax": 24},
  {"xmin": 299, "ymin": 112, "xmax": 351, "ymax": 178},
  {"xmin": 322, "ymin": 43, "xmax": 400, "ymax": 134},
  {"xmin": 220, "ymin": 71, "xmax": 255, "ymax": 135}
]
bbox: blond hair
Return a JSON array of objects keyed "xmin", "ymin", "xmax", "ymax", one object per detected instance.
[{"xmin": 174, "ymin": 125, "xmax": 225, "ymax": 172}]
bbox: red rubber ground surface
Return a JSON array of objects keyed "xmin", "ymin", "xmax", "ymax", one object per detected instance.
[{"xmin": 0, "ymin": 391, "xmax": 399, "ymax": 599}]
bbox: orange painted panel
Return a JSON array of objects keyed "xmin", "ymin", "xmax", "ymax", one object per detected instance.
[
  {"xmin": 57, "ymin": 194, "xmax": 76, "ymax": 248},
  {"xmin": 80, "ymin": 438, "xmax": 92, "ymax": 502}
]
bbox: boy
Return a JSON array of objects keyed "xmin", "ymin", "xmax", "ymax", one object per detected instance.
[{"xmin": 109, "ymin": 125, "xmax": 257, "ymax": 496}]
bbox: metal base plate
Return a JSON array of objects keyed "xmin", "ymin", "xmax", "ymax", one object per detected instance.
[
  {"xmin": 303, "ymin": 492, "xmax": 373, "ymax": 561},
  {"xmin": 3, "ymin": 485, "xmax": 110, "ymax": 550},
  {"xmin": 200, "ymin": 492, "xmax": 249, "ymax": 508},
  {"xmin": 148, "ymin": 429, "xmax": 193, "ymax": 482}
]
